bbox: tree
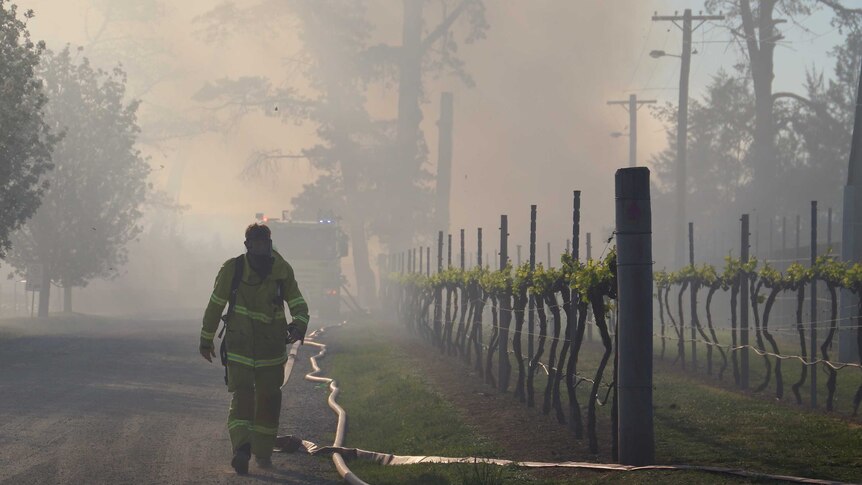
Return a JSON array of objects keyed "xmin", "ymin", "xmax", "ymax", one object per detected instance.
[
  {"xmin": 0, "ymin": 2, "xmax": 56, "ymax": 257},
  {"xmin": 651, "ymin": 70, "xmax": 754, "ymax": 227},
  {"xmin": 704, "ymin": 0, "xmax": 862, "ymax": 213},
  {"xmin": 7, "ymin": 47, "xmax": 150, "ymax": 316},
  {"xmin": 193, "ymin": 1, "xmax": 487, "ymax": 306}
]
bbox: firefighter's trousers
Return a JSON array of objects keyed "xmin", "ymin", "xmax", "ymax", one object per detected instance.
[{"xmin": 226, "ymin": 362, "xmax": 284, "ymax": 458}]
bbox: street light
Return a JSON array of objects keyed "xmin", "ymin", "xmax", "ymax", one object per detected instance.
[{"xmin": 649, "ymin": 49, "xmax": 693, "ymax": 59}]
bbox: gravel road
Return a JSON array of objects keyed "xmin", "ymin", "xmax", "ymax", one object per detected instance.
[{"xmin": 0, "ymin": 316, "xmax": 343, "ymax": 484}]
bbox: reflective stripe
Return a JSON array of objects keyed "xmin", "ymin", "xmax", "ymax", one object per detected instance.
[
  {"xmin": 210, "ymin": 293, "xmax": 228, "ymax": 306},
  {"xmin": 254, "ymin": 354, "xmax": 288, "ymax": 367},
  {"xmin": 200, "ymin": 329, "xmax": 216, "ymax": 340},
  {"xmin": 228, "ymin": 419, "xmax": 252, "ymax": 430},
  {"xmin": 227, "ymin": 352, "xmax": 288, "ymax": 368},
  {"xmin": 287, "ymin": 297, "xmax": 306, "ymax": 308},
  {"xmin": 226, "ymin": 352, "xmax": 255, "ymax": 366},
  {"xmin": 252, "ymin": 425, "xmax": 278, "ymax": 436},
  {"xmin": 294, "ymin": 314, "xmax": 309, "ymax": 324},
  {"xmin": 234, "ymin": 305, "xmax": 281, "ymax": 323}
]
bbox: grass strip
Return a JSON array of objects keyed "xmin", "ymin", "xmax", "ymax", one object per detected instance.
[{"xmin": 324, "ymin": 321, "xmax": 862, "ymax": 484}]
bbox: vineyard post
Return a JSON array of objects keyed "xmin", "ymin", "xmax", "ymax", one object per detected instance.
[
  {"xmin": 438, "ymin": 232, "xmax": 443, "ymax": 273},
  {"xmin": 448, "ymin": 234, "xmax": 452, "ymax": 268},
  {"xmin": 740, "ymin": 214, "xmax": 750, "ymax": 390},
  {"xmin": 828, "ymin": 207, "xmax": 833, "ymax": 250},
  {"xmin": 615, "ymin": 167, "xmax": 655, "ymax": 466},
  {"xmin": 782, "ymin": 215, "xmax": 788, "ymax": 324},
  {"xmin": 461, "ymin": 229, "xmax": 465, "ymax": 270},
  {"xmin": 500, "ymin": 214, "xmax": 511, "ymax": 391},
  {"xmin": 407, "ymin": 248, "xmax": 411, "ymax": 273},
  {"xmin": 796, "ymin": 215, "xmax": 801, "ymax": 263},
  {"xmin": 769, "ymin": 217, "xmax": 774, "ymax": 262},
  {"xmin": 478, "ymin": 229, "xmax": 483, "ymax": 267},
  {"xmin": 547, "ymin": 242, "xmax": 551, "ymax": 267},
  {"xmin": 426, "ymin": 247, "xmax": 430, "ymax": 276},
  {"xmin": 529, "ymin": 205, "xmax": 537, "ymax": 364},
  {"xmin": 419, "ymin": 246, "xmax": 423, "ymax": 275},
  {"xmin": 436, "ymin": 232, "xmax": 444, "ymax": 345},
  {"xmin": 755, "ymin": 213, "xmax": 760, "ymax": 259},
  {"xmin": 689, "ymin": 222, "xmax": 697, "ymax": 370},
  {"xmin": 400, "ymin": 252, "xmax": 404, "ymax": 273},
  {"xmin": 517, "ymin": 245, "xmax": 522, "ymax": 265},
  {"xmin": 810, "ymin": 201, "xmax": 818, "ymax": 409},
  {"xmin": 586, "ymin": 230, "xmax": 593, "ymax": 342},
  {"xmin": 566, "ymin": 239, "xmax": 571, "ymax": 254},
  {"xmin": 574, "ymin": 191, "xmax": 581, "ymax": 260}
]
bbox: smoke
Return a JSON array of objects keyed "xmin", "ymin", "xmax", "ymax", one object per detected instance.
[{"xmin": 8, "ymin": 0, "xmax": 714, "ymax": 314}]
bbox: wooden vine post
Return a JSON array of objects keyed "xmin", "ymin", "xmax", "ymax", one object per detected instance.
[
  {"xmin": 615, "ymin": 167, "xmax": 655, "ymax": 465},
  {"xmin": 499, "ymin": 215, "xmax": 512, "ymax": 392}
]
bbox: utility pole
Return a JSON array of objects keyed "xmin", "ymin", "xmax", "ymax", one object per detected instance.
[
  {"xmin": 435, "ymin": 92, "xmax": 454, "ymax": 235},
  {"xmin": 653, "ymin": 9, "xmax": 724, "ymax": 268},
  {"xmin": 607, "ymin": 94, "xmax": 656, "ymax": 168},
  {"xmin": 842, "ymin": 60, "xmax": 862, "ymax": 363}
]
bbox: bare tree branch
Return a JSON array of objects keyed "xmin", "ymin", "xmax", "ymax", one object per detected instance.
[
  {"xmin": 421, "ymin": 0, "xmax": 473, "ymax": 51},
  {"xmin": 240, "ymin": 149, "xmax": 309, "ymax": 181},
  {"xmin": 773, "ymin": 91, "xmax": 843, "ymax": 130},
  {"xmin": 817, "ymin": 0, "xmax": 862, "ymax": 15}
]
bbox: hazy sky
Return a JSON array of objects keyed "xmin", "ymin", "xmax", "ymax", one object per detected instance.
[{"xmin": 14, "ymin": 0, "xmax": 847, "ymax": 271}]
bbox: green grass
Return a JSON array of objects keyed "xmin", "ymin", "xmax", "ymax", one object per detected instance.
[
  {"xmin": 322, "ymin": 319, "xmax": 862, "ymax": 484},
  {"xmin": 326, "ymin": 321, "xmax": 505, "ymax": 484}
]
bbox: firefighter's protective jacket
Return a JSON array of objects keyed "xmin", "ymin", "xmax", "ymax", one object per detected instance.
[{"xmin": 200, "ymin": 251, "xmax": 310, "ymax": 368}]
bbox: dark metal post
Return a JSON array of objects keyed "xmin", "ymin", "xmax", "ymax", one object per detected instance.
[
  {"xmin": 460, "ymin": 229, "xmax": 465, "ymax": 270},
  {"xmin": 448, "ymin": 234, "xmax": 452, "ymax": 268},
  {"xmin": 478, "ymin": 229, "xmax": 483, "ymax": 268},
  {"xmin": 811, "ymin": 201, "xmax": 818, "ymax": 408},
  {"xmin": 586, "ymin": 229, "xmax": 592, "ymax": 342},
  {"xmin": 615, "ymin": 167, "xmax": 655, "ymax": 466},
  {"xmin": 689, "ymin": 222, "xmax": 696, "ymax": 370},
  {"xmin": 529, "ymin": 205, "xmax": 537, "ymax": 365},
  {"xmin": 740, "ymin": 215, "xmax": 750, "ymax": 389},
  {"xmin": 574, "ymin": 191, "xmax": 581, "ymax": 260},
  {"xmin": 437, "ymin": 232, "xmax": 443, "ymax": 274}
]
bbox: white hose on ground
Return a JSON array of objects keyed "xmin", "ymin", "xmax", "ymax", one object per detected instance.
[{"xmin": 301, "ymin": 325, "xmax": 369, "ymax": 485}]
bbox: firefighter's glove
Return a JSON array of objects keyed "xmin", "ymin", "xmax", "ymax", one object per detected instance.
[
  {"xmin": 286, "ymin": 322, "xmax": 305, "ymax": 344},
  {"xmin": 199, "ymin": 343, "xmax": 216, "ymax": 363}
]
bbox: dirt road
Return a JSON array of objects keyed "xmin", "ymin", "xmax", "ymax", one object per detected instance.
[{"xmin": 0, "ymin": 316, "xmax": 342, "ymax": 484}]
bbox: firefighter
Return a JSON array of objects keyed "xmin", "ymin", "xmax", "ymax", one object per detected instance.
[{"xmin": 199, "ymin": 223, "xmax": 309, "ymax": 474}]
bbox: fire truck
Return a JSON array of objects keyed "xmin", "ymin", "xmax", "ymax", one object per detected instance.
[{"xmin": 256, "ymin": 212, "xmax": 348, "ymax": 320}]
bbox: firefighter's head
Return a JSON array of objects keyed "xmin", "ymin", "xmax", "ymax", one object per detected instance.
[{"xmin": 245, "ymin": 223, "xmax": 274, "ymax": 276}]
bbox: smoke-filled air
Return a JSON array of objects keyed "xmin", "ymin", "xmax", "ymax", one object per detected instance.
[{"xmin": 1, "ymin": 1, "xmax": 861, "ymax": 483}]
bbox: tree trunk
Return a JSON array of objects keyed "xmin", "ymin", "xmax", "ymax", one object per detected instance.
[
  {"xmin": 740, "ymin": 0, "xmax": 779, "ymax": 211},
  {"xmin": 392, "ymin": 0, "xmax": 424, "ymax": 249},
  {"xmin": 37, "ymin": 267, "xmax": 50, "ymax": 318},
  {"xmin": 347, "ymin": 217, "xmax": 376, "ymax": 308},
  {"xmin": 64, "ymin": 286, "xmax": 72, "ymax": 313}
]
